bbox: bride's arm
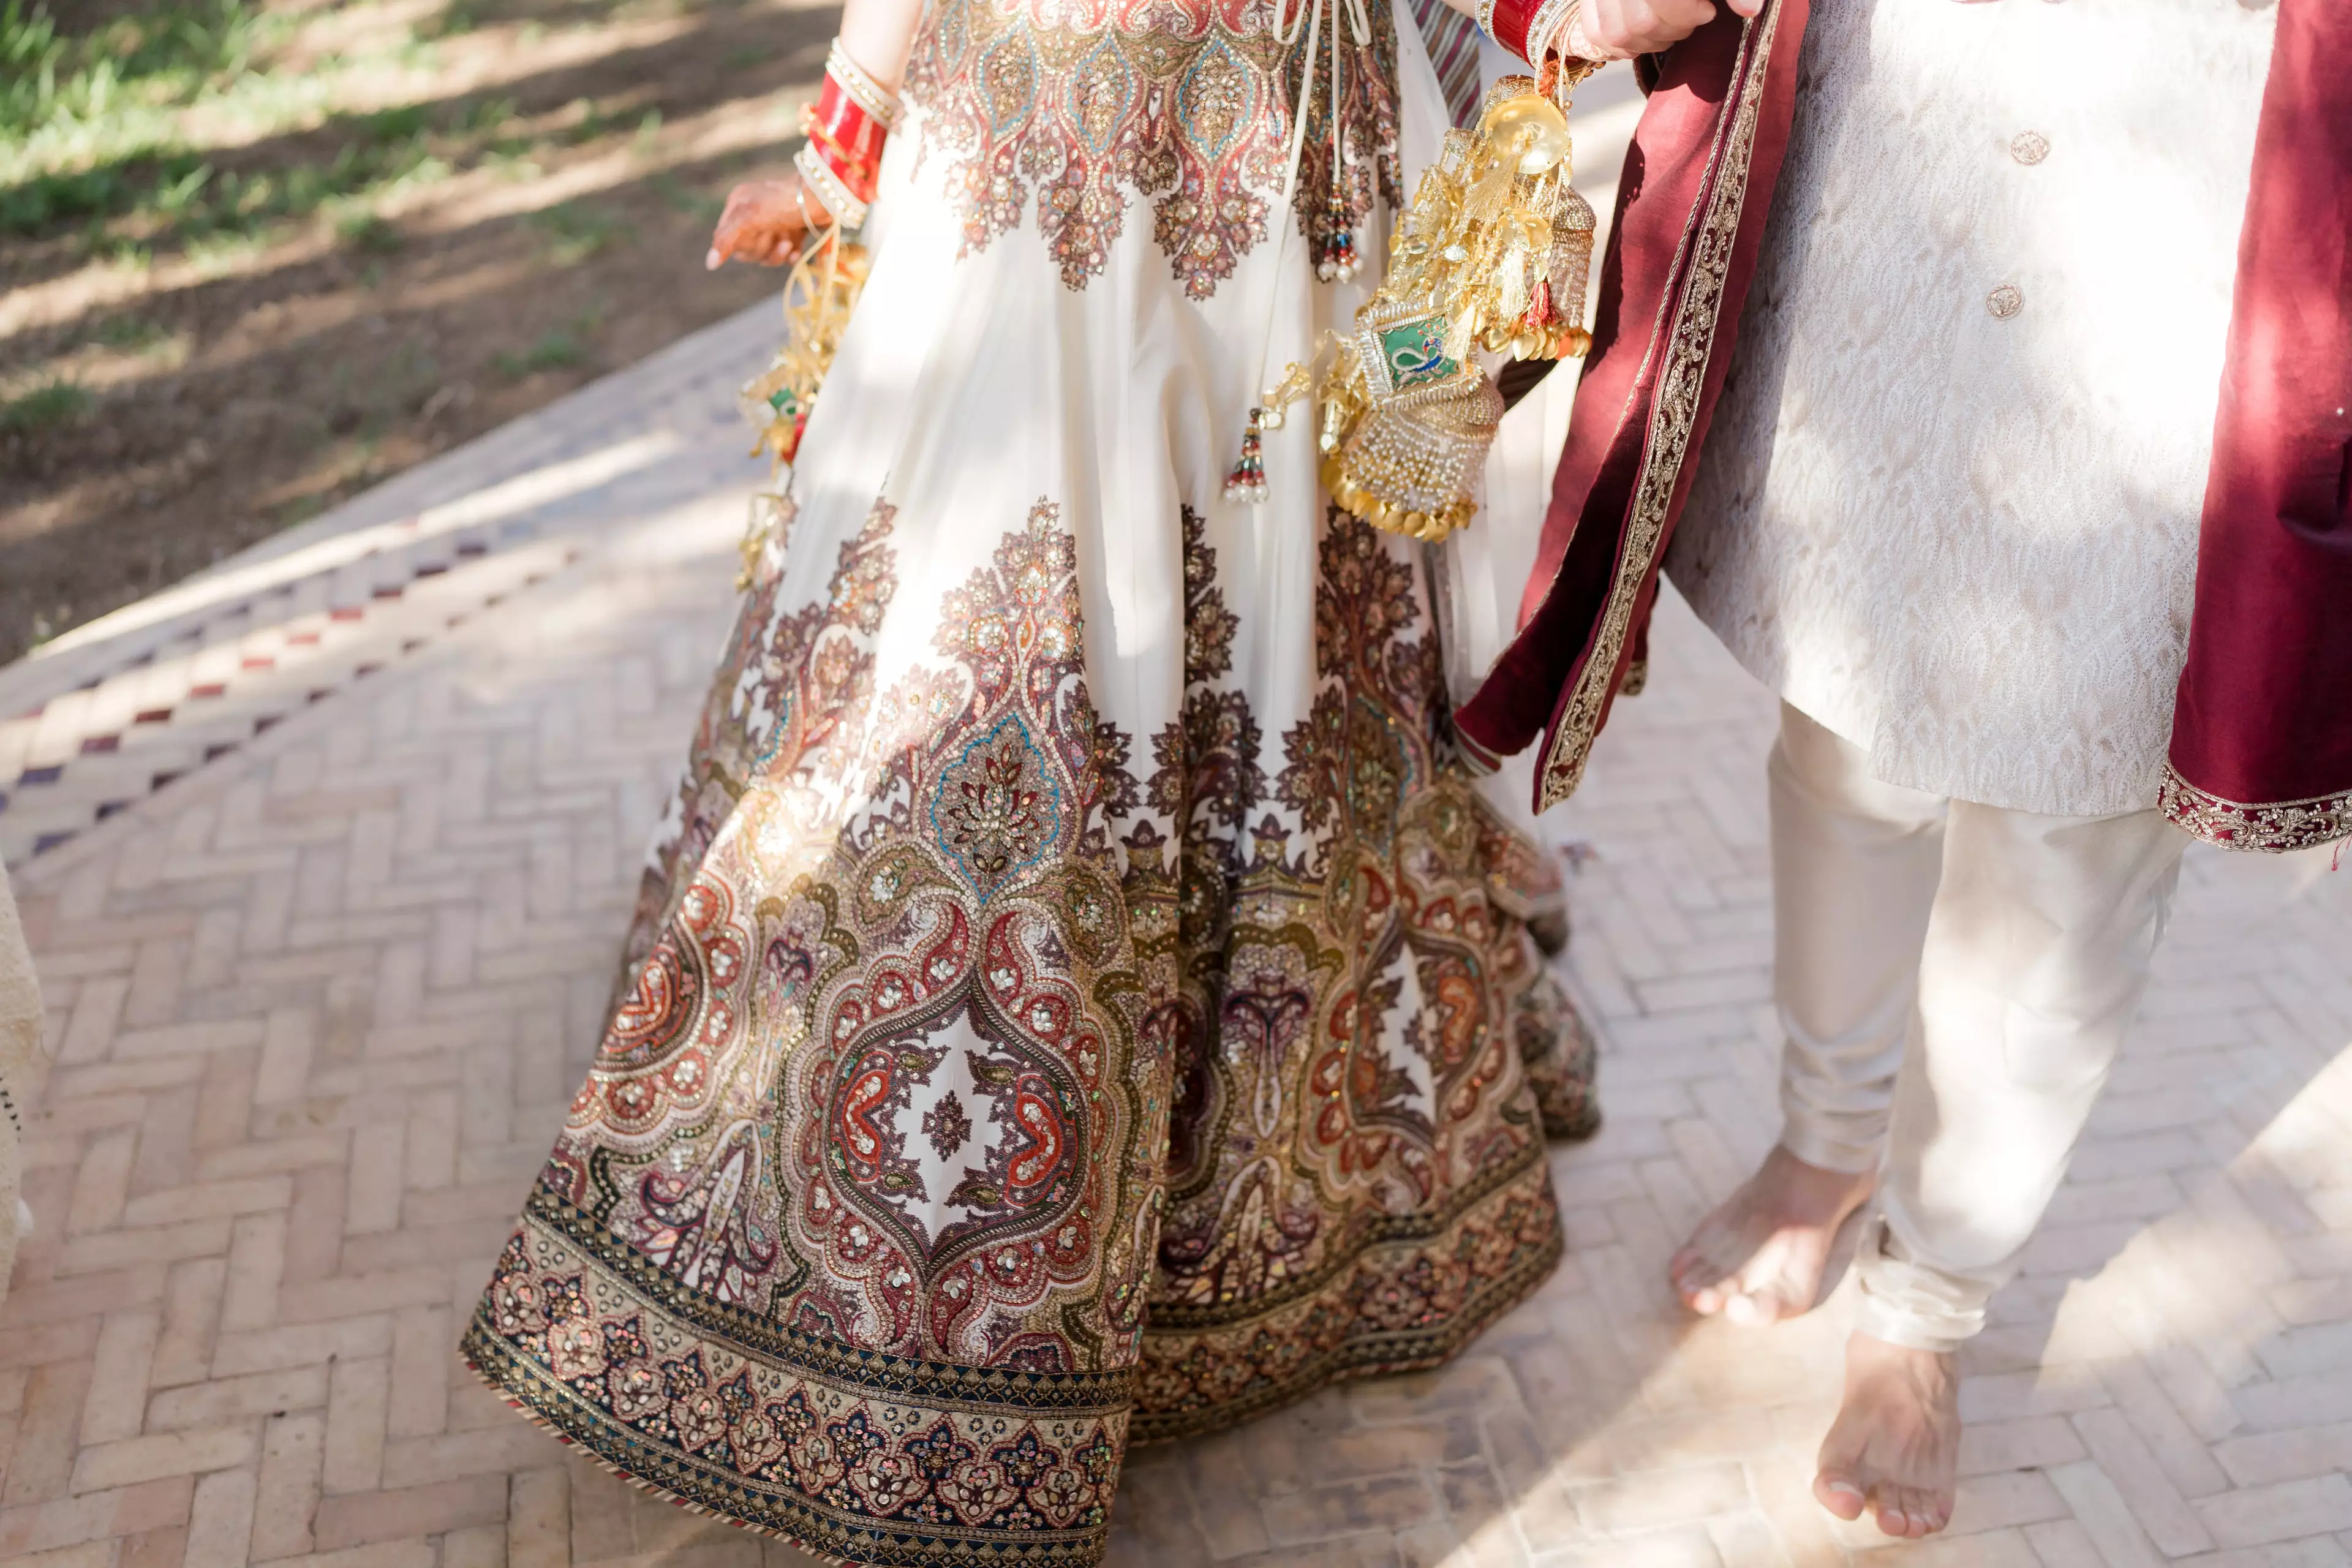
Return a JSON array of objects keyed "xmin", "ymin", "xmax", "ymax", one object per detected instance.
[
  {"xmin": 837, "ymin": 0, "xmax": 926, "ymax": 96},
  {"xmin": 705, "ymin": 0, "xmax": 927, "ymax": 270}
]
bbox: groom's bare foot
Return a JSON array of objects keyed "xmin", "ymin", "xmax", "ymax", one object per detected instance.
[
  {"xmin": 1669, "ymin": 1144, "xmax": 1874, "ymax": 1324},
  {"xmin": 1814, "ymin": 1332, "xmax": 1961, "ymax": 1538}
]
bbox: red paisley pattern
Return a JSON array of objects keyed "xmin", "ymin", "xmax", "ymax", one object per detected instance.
[
  {"xmin": 905, "ymin": 0, "xmax": 1401, "ymax": 296},
  {"xmin": 466, "ymin": 499, "xmax": 1594, "ymax": 1566}
]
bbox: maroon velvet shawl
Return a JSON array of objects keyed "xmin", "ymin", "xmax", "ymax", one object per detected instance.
[
  {"xmin": 1460, "ymin": 0, "xmax": 2352, "ymax": 846},
  {"xmin": 1452, "ymin": 0, "xmax": 1809, "ymax": 807},
  {"xmin": 2160, "ymin": 0, "xmax": 2352, "ymax": 853}
]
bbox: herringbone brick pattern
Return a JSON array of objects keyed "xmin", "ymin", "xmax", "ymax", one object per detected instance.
[{"xmin": 7, "ymin": 202, "xmax": 2352, "ymax": 1568}]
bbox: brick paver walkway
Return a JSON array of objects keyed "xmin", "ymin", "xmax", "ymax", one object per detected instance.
[{"xmin": 7, "ymin": 135, "xmax": 2352, "ymax": 1567}]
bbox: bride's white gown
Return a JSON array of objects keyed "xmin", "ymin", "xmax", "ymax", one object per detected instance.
[{"xmin": 462, "ymin": 6, "xmax": 1599, "ymax": 1563}]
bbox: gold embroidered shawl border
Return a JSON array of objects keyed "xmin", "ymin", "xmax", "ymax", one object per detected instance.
[
  {"xmin": 1536, "ymin": 1, "xmax": 1784, "ymax": 812},
  {"xmin": 2157, "ymin": 763, "xmax": 2352, "ymax": 854}
]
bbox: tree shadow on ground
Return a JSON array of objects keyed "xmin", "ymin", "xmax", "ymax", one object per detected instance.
[
  {"xmin": 1966, "ymin": 844, "xmax": 2352, "ymax": 1557},
  {"xmin": 3, "ymin": 3, "xmax": 831, "ymax": 294},
  {"xmin": 2, "ymin": 0, "xmax": 838, "ymax": 663}
]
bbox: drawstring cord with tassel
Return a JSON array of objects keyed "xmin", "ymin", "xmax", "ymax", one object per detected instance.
[
  {"xmin": 1316, "ymin": 0, "xmax": 1363, "ymax": 283},
  {"xmin": 1223, "ymin": 0, "xmax": 1374, "ymax": 503}
]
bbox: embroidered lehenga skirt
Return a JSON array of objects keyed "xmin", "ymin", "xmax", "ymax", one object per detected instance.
[{"xmin": 462, "ymin": 0, "xmax": 1597, "ymax": 1559}]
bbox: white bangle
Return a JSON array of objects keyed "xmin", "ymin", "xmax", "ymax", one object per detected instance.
[
  {"xmin": 794, "ymin": 143, "xmax": 869, "ymax": 232},
  {"xmin": 1528, "ymin": 0, "xmax": 1585, "ymax": 62},
  {"xmin": 825, "ymin": 39, "xmax": 904, "ymax": 129}
]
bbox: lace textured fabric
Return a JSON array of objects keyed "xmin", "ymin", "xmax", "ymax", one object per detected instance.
[{"xmin": 1669, "ymin": 0, "xmax": 2278, "ymax": 817}]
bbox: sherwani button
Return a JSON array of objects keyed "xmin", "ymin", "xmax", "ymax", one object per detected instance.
[
  {"xmin": 1987, "ymin": 284, "xmax": 2024, "ymax": 318},
  {"xmin": 2011, "ymin": 131, "xmax": 2049, "ymax": 164}
]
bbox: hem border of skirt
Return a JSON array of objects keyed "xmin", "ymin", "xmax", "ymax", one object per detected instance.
[
  {"xmin": 459, "ymin": 1335, "xmax": 876, "ymax": 1568},
  {"xmin": 1129, "ymin": 1144, "xmax": 1564, "ymax": 1442},
  {"xmin": 1129, "ymin": 1193, "xmax": 1564, "ymax": 1446},
  {"xmin": 462, "ymin": 1156, "xmax": 1564, "ymax": 1564}
]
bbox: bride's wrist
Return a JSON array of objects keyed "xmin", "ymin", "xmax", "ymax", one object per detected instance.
[
  {"xmin": 1479, "ymin": 0, "xmax": 1603, "ymax": 70},
  {"xmin": 794, "ymin": 37, "xmax": 904, "ymax": 231},
  {"xmin": 1547, "ymin": 0, "xmax": 1607, "ymax": 63}
]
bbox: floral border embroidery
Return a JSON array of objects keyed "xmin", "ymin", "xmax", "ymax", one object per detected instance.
[
  {"xmin": 467, "ymin": 1191, "xmax": 1128, "ymax": 1567},
  {"xmin": 1133, "ymin": 1148, "xmax": 1561, "ymax": 1441},
  {"xmin": 2158, "ymin": 763, "xmax": 2352, "ymax": 854}
]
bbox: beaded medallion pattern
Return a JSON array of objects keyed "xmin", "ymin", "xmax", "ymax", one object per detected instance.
[{"xmin": 466, "ymin": 497, "xmax": 1591, "ymax": 1565}]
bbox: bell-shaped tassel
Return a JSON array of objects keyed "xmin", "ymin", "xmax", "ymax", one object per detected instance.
[{"xmin": 1223, "ymin": 407, "xmax": 1270, "ymax": 503}]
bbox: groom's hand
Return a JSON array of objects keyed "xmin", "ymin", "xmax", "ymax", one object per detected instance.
[{"xmin": 1577, "ymin": 0, "xmax": 1763, "ymax": 59}]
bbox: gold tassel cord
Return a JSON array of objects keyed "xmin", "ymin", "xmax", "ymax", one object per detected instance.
[{"xmin": 736, "ymin": 224, "xmax": 872, "ymax": 588}]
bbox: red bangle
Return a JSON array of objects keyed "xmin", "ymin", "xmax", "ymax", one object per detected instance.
[
  {"xmin": 801, "ymin": 107, "xmax": 881, "ymax": 202},
  {"xmin": 802, "ymin": 73, "xmax": 887, "ymax": 203},
  {"xmin": 1482, "ymin": 0, "xmax": 1541, "ymax": 66}
]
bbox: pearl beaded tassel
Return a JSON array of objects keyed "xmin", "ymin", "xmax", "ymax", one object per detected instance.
[
  {"xmin": 1317, "ymin": 186, "xmax": 1359, "ymax": 282},
  {"xmin": 1314, "ymin": 0, "xmax": 1359, "ymax": 285},
  {"xmin": 1224, "ymin": 409, "xmax": 1271, "ymax": 503}
]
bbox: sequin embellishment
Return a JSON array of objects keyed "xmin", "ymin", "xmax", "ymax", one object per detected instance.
[{"xmin": 905, "ymin": 0, "xmax": 1400, "ymax": 297}]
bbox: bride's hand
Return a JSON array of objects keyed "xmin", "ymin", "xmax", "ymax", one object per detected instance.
[
  {"xmin": 1573, "ymin": 0, "xmax": 1760, "ymax": 59},
  {"xmin": 705, "ymin": 174, "xmax": 828, "ymax": 270}
]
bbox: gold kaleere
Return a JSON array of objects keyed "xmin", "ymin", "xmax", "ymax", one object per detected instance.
[
  {"xmin": 734, "ymin": 224, "xmax": 872, "ymax": 586},
  {"xmin": 1267, "ymin": 70, "xmax": 1597, "ymax": 543}
]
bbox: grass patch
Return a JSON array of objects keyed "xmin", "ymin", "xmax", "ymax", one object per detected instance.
[
  {"xmin": 91, "ymin": 313, "xmax": 169, "ymax": 349},
  {"xmin": 2, "ymin": 377, "xmax": 94, "ymax": 432},
  {"xmin": 421, "ymin": 1, "xmax": 481, "ymax": 38},
  {"xmin": 492, "ymin": 326, "xmax": 588, "ymax": 380},
  {"xmin": 652, "ymin": 172, "xmax": 722, "ymax": 222},
  {"xmin": 0, "ymin": 0, "xmax": 308, "ymax": 205},
  {"xmin": 549, "ymin": 95, "xmax": 619, "ymax": 147},
  {"xmin": 2, "ymin": 149, "xmax": 200, "ymax": 232},
  {"xmin": 271, "ymin": 489, "xmax": 328, "ymax": 527},
  {"xmin": 5, "ymin": 116, "xmax": 451, "ymax": 255},
  {"xmin": 527, "ymin": 199, "xmax": 627, "ymax": 264},
  {"xmin": 486, "ymin": 149, "xmax": 545, "ymax": 182},
  {"xmin": 458, "ymin": 96, "xmax": 519, "ymax": 137},
  {"xmin": 2, "ymin": 0, "xmax": 273, "ymax": 148},
  {"xmin": 1, "ymin": 3, "xmax": 465, "ymax": 255},
  {"xmin": 184, "ymin": 224, "xmax": 264, "ymax": 276},
  {"xmin": 336, "ymin": 210, "xmax": 403, "ymax": 252}
]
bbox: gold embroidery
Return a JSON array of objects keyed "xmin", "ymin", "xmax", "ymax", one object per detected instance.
[
  {"xmin": 905, "ymin": 0, "xmax": 1400, "ymax": 297},
  {"xmin": 469, "ymin": 499, "xmax": 1583, "ymax": 1564},
  {"xmin": 2157, "ymin": 764, "xmax": 2352, "ymax": 854},
  {"xmin": 1538, "ymin": 1, "xmax": 1782, "ymax": 810}
]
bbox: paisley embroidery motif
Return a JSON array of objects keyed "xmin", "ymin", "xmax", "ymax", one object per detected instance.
[
  {"xmin": 1134, "ymin": 510, "xmax": 1577, "ymax": 1431},
  {"xmin": 466, "ymin": 497, "xmax": 1590, "ymax": 1566},
  {"xmin": 905, "ymin": 0, "xmax": 1401, "ymax": 296}
]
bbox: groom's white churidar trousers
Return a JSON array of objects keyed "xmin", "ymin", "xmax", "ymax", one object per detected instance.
[{"xmin": 1768, "ymin": 703, "xmax": 2189, "ymax": 1352}]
